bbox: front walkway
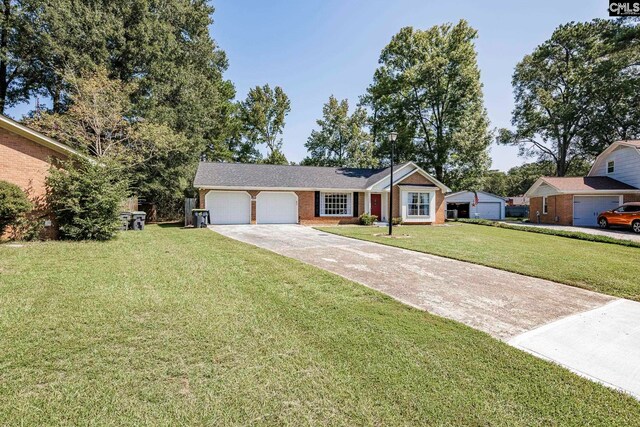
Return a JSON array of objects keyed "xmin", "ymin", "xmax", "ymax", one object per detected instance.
[
  {"xmin": 504, "ymin": 221, "xmax": 640, "ymax": 243},
  {"xmin": 210, "ymin": 224, "xmax": 640, "ymax": 398}
]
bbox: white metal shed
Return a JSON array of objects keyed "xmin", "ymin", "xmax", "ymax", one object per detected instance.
[{"xmin": 445, "ymin": 191, "xmax": 506, "ymax": 220}]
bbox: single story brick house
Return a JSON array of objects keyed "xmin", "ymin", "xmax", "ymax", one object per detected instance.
[
  {"xmin": 525, "ymin": 141, "xmax": 640, "ymax": 226},
  {"xmin": 0, "ymin": 114, "xmax": 82, "ymax": 200},
  {"xmin": 194, "ymin": 161, "xmax": 451, "ymax": 225}
]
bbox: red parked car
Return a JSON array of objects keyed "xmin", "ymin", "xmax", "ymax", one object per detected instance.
[{"xmin": 597, "ymin": 202, "xmax": 640, "ymax": 233}]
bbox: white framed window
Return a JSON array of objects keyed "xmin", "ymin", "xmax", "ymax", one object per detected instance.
[
  {"xmin": 607, "ymin": 160, "xmax": 615, "ymax": 174},
  {"xmin": 320, "ymin": 192, "xmax": 352, "ymax": 216},
  {"xmin": 542, "ymin": 196, "xmax": 548, "ymax": 214},
  {"xmin": 407, "ymin": 192, "xmax": 430, "ymax": 217}
]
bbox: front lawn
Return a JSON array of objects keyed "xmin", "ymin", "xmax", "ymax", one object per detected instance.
[
  {"xmin": 1, "ymin": 225, "xmax": 639, "ymax": 425},
  {"xmin": 318, "ymin": 223, "xmax": 640, "ymax": 300}
]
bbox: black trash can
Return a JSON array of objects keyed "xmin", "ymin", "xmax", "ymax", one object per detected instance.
[
  {"xmin": 119, "ymin": 212, "xmax": 132, "ymax": 230},
  {"xmin": 192, "ymin": 209, "xmax": 210, "ymax": 228},
  {"xmin": 131, "ymin": 211, "xmax": 146, "ymax": 231}
]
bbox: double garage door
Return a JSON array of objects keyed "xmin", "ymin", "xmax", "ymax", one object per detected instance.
[
  {"xmin": 205, "ymin": 191, "xmax": 298, "ymax": 225},
  {"xmin": 573, "ymin": 196, "xmax": 620, "ymax": 226}
]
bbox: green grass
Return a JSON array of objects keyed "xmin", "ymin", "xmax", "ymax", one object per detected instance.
[
  {"xmin": 1, "ymin": 225, "xmax": 639, "ymax": 425},
  {"xmin": 318, "ymin": 223, "xmax": 640, "ymax": 301}
]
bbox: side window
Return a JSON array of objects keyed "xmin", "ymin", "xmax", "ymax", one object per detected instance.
[
  {"xmin": 607, "ymin": 160, "xmax": 615, "ymax": 174},
  {"xmin": 542, "ymin": 196, "xmax": 548, "ymax": 214}
]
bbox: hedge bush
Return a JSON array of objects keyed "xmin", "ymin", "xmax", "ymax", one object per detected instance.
[
  {"xmin": 46, "ymin": 157, "xmax": 128, "ymax": 241},
  {"xmin": 359, "ymin": 213, "xmax": 378, "ymax": 225},
  {"xmin": 0, "ymin": 181, "xmax": 32, "ymax": 236}
]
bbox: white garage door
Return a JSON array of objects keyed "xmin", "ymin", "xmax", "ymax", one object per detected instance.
[
  {"xmin": 256, "ymin": 192, "xmax": 298, "ymax": 224},
  {"xmin": 573, "ymin": 196, "xmax": 620, "ymax": 226},
  {"xmin": 205, "ymin": 191, "xmax": 251, "ymax": 225},
  {"xmin": 475, "ymin": 202, "xmax": 501, "ymax": 220}
]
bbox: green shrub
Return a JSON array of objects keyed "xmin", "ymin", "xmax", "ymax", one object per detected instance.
[
  {"xmin": 359, "ymin": 213, "xmax": 378, "ymax": 225},
  {"xmin": 46, "ymin": 157, "xmax": 128, "ymax": 241},
  {"xmin": 392, "ymin": 217, "xmax": 403, "ymax": 226},
  {"xmin": 0, "ymin": 181, "xmax": 32, "ymax": 236}
]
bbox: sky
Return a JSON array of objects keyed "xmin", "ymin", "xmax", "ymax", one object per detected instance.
[{"xmin": 7, "ymin": 0, "xmax": 610, "ymax": 171}]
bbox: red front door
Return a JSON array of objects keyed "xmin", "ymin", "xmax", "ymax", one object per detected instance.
[{"xmin": 371, "ymin": 194, "xmax": 382, "ymax": 219}]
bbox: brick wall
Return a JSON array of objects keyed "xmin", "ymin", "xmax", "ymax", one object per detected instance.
[
  {"xmin": 0, "ymin": 127, "xmax": 67, "ymax": 199},
  {"xmin": 529, "ymin": 195, "xmax": 573, "ymax": 225},
  {"xmin": 624, "ymin": 194, "xmax": 640, "ymax": 203},
  {"xmin": 198, "ymin": 189, "xmax": 363, "ymax": 225},
  {"xmin": 390, "ymin": 172, "xmax": 445, "ymax": 224}
]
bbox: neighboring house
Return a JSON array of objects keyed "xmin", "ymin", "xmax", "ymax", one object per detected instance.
[
  {"xmin": 193, "ymin": 161, "xmax": 451, "ymax": 225},
  {"xmin": 445, "ymin": 191, "xmax": 506, "ymax": 220},
  {"xmin": 525, "ymin": 141, "xmax": 640, "ymax": 226},
  {"xmin": 506, "ymin": 196, "xmax": 529, "ymax": 206},
  {"xmin": 0, "ymin": 114, "xmax": 82, "ymax": 200}
]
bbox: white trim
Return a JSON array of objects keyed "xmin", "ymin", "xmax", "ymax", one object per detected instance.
[
  {"xmin": 399, "ymin": 186, "xmax": 436, "ymax": 223},
  {"xmin": 0, "ymin": 114, "xmax": 88, "ymax": 159},
  {"xmin": 542, "ymin": 196, "xmax": 548, "ymax": 215},
  {"xmin": 445, "ymin": 190, "xmax": 507, "ymax": 201},
  {"xmin": 607, "ymin": 160, "xmax": 615, "ymax": 174},
  {"xmin": 588, "ymin": 141, "xmax": 640, "ymax": 176},
  {"xmin": 198, "ymin": 185, "xmax": 363, "ymax": 192},
  {"xmin": 204, "ymin": 190, "xmax": 252, "ymax": 225},
  {"xmin": 255, "ymin": 191, "xmax": 298, "ymax": 224},
  {"xmin": 319, "ymin": 191, "xmax": 353, "ymax": 217},
  {"xmin": 370, "ymin": 162, "xmax": 451, "ymax": 193},
  {"xmin": 365, "ymin": 162, "xmax": 414, "ymax": 189}
]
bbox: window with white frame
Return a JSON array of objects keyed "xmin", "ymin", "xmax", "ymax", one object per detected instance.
[
  {"xmin": 542, "ymin": 196, "xmax": 548, "ymax": 214},
  {"xmin": 607, "ymin": 160, "xmax": 615, "ymax": 174},
  {"xmin": 407, "ymin": 192, "xmax": 430, "ymax": 216},
  {"xmin": 320, "ymin": 192, "xmax": 352, "ymax": 216}
]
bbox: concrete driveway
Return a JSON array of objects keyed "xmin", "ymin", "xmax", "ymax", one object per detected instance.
[{"xmin": 210, "ymin": 224, "xmax": 640, "ymax": 398}]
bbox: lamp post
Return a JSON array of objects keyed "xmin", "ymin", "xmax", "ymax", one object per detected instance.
[{"xmin": 388, "ymin": 131, "xmax": 398, "ymax": 236}]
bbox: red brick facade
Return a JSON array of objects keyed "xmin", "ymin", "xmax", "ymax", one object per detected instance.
[
  {"xmin": 199, "ymin": 189, "xmax": 365, "ymax": 225},
  {"xmin": 0, "ymin": 127, "xmax": 67, "ymax": 200},
  {"xmin": 198, "ymin": 169, "xmax": 446, "ymax": 226},
  {"xmin": 528, "ymin": 195, "xmax": 574, "ymax": 225},
  {"xmin": 391, "ymin": 172, "xmax": 446, "ymax": 224}
]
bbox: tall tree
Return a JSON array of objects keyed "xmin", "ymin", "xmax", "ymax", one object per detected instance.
[
  {"xmin": 239, "ymin": 84, "xmax": 290, "ymax": 165},
  {"xmin": 25, "ymin": 69, "xmax": 194, "ymax": 218},
  {"xmin": 303, "ymin": 95, "xmax": 378, "ymax": 168},
  {"xmin": 0, "ymin": 0, "xmax": 38, "ymax": 113},
  {"xmin": 499, "ymin": 20, "xmax": 640, "ymax": 176},
  {"xmin": 364, "ymin": 21, "xmax": 492, "ymax": 189}
]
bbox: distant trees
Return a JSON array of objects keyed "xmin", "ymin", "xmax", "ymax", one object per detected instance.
[
  {"xmin": 303, "ymin": 95, "xmax": 378, "ymax": 168},
  {"xmin": 238, "ymin": 84, "xmax": 291, "ymax": 165},
  {"xmin": 499, "ymin": 19, "xmax": 640, "ymax": 176},
  {"xmin": 362, "ymin": 20, "xmax": 492, "ymax": 190}
]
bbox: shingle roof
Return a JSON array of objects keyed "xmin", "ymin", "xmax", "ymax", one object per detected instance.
[
  {"xmin": 542, "ymin": 176, "xmax": 638, "ymax": 191},
  {"xmin": 194, "ymin": 162, "xmax": 408, "ymax": 190}
]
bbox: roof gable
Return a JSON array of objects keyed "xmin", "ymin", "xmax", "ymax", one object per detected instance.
[
  {"xmin": 525, "ymin": 176, "xmax": 639, "ymax": 197},
  {"xmin": 588, "ymin": 140, "xmax": 640, "ymax": 177},
  {"xmin": 0, "ymin": 114, "xmax": 84, "ymax": 158}
]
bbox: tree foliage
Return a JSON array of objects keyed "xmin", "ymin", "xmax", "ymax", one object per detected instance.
[
  {"xmin": 499, "ymin": 20, "xmax": 640, "ymax": 176},
  {"xmin": 363, "ymin": 21, "xmax": 491, "ymax": 189},
  {"xmin": 239, "ymin": 84, "xmax": 290, "ymax": 164},
  {"xmin": 0, "ymin": 179, "xmax": 31, "ymax": 235},
  {"xmin": 45, "ymin": 157, "xmax": 127, "ymax": 241},
  {"xmin": 303, "ymin": 95, "xmax": 378, "ymax": 168},
  {"xmin": 26, "ymin": 69, "xmax": 196, "ymax": 218}
]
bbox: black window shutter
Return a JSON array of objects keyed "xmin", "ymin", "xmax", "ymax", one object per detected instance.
[
  {"xmin": 353, "ymin": 192, "xmax": 359, "ymax": 217},
  {"xmin": 314, "ymin": 191, "xmax": 320, "ymax": 217}
]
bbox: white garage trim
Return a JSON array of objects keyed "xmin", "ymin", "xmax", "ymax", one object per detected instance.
[
  {"xmin": 205, "ymin": 191, "xmax": 252, "ymax": 225},
  {"xmin": 256, "ymin": 192, "xmax": 299, "ymax": 224}
]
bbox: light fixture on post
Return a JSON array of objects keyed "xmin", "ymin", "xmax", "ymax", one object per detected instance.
[{"xmin": 388, "ymin": 131, "xmax": 398, "ymax": 236}]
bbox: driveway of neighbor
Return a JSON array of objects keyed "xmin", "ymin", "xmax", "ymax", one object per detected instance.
[
  {"xmin": 210, "ymin": 224, "xmax": 640, "ymax": 398},
  {"xmin": 503, "ymin": 221, "xmax": 640, "ymax": 243}
]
